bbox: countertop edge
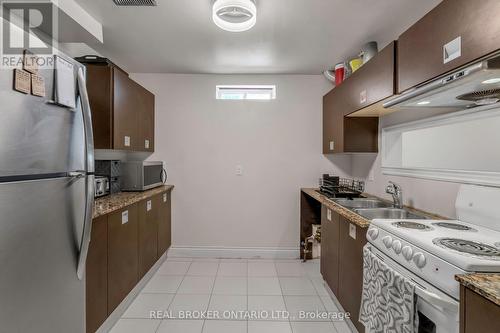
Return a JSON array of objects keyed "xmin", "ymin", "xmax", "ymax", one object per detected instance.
[
  {"xmin": 455, "ymin": 274, "xmax": 500, "ymax": 306},
  {"xmin": 93, "ymin": 185, "xmax": 174, "ymax": 219}
]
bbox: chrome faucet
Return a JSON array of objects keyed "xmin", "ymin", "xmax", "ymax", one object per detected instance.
[{"xmin": 386, "ymin": 181, "xmax": 403, "ymax": 209}]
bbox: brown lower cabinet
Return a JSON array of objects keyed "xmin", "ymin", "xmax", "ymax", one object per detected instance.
[
  {"xmin": 156, "ymin": 191, "xmax": 172, "ymax": 258},
  {"xmin": 138, "ymin": 198, "xmax": 159, "ymax": 278},
  {"xmin": 86, "ymin": 190, "xmax": 173, "ymax": 332},
  {"xmin": 320, "ymin": 205, "xmax": 367, "ymax": 333},
  {"xmin": 107, "ymin": 204, "xmax": 139, "ymax": 314},
  {"xmin": 86, "ymin": 215, "xmax": 108, "ymax": 333},
  {"xmin": 321, "ymin": 205, "xmax": 340, "ymax": 296},
  {"xmin": 460, "ymin": 286, "xmax": 500, "ymax": 333}
]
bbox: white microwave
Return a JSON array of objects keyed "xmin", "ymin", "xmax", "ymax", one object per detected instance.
[{"xmin": 121, "ymin": 161, "xmax": 166, "ymax": 191}]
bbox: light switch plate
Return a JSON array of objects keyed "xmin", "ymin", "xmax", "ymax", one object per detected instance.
[
  {"xmin": 163, "ymin": 193, "xmax": 167, "ymax": 202},
  {"xmin": 327, "ymin": 209, "xmax": 332, "ymax": 221},
  {"xmin": 124, "ymin": 136, "xmax": 131, "ymax": 147},
  {"xmin": 349, "ymin": 223, "xmax": 356, "ymax": 240},
  {"xmin": 147, "ymin": 200, "xmax": 152, "ymax": 211},
  {"xmin": 145, "ymin": 139, "xmax": 150, "ymax": 149},
  {"xmin": 122, "ymin": 210, "xmax": 129, "ymax": 224},
  {"xmin": 329, "ymin": 141, "xmax": 334, "ymax": 151},
  {"xmin": 236, "ymin": 165, "xmax": 243, "ymax": 176}
]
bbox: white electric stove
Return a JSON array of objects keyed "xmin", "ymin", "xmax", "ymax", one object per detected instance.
[{"xmin": 367, "ymin": 184, "xmax": 500, "ymax": 300}]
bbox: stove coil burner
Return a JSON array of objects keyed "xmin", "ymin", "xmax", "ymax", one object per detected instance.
[
  {"xmin": 392, "ymin": 221, "xmax": 432, "ymax": 231},
  {"xmin": 432, "ymin": 222, "xmax": 477, "ymax": 231},
  {"xmin": 433, "ymin": 238, "xmax": 500, "ymax": 259}
]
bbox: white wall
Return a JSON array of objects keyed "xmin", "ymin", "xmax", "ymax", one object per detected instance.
[
  {"xmin": 131, "ymin": 74, "xmax": 351, "ymax": 252},
  {"xmin": 351, "ymin": 108, "xmax": 463, "ymax": 219}
]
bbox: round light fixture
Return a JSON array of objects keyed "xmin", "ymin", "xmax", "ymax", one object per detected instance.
[{"xmin": 212, "ymin": 0, "xmax": 257, "ymax": 32}]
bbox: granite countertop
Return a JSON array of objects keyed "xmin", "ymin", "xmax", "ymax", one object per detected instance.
[
  {"xmin": 93, "ymin": 185, "xmax": 174, "ymax": 219},
  {"xmin": 456, "ymin": 274, "xmax": 500, "ymax": 306},
  {"xmin": 301, "ymin": 188, "xmax": 446, "ymax": 228}
]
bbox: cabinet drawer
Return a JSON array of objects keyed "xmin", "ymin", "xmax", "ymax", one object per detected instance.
[{"xmin": 398, "ymin": 0, "xmax": 500, "ymax": 92}]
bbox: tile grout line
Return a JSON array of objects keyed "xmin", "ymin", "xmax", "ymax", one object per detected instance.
[
  {"xmin": 153, "ymin": 261, "xmax": 194, "ymax": 333},
  {"xmin": 201, "ymin": 260, "xmax": 220, "ymax": 332}
]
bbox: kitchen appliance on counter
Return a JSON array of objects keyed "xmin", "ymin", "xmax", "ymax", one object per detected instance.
[
  {"xmin": 319, "ymin": 174, "xmax": 365, "ymax": 199},
  {"xmin": 0, "ymin": 52, "xmax": 94, "ymax": 331},
  {"xmin": 95, "ymin": 159, "xmax": 121, "ymax": 194},
  {"xmin": 121, "ymin": 161, "xmax": 166, "ymax": 191},
  {"xmin": 94, "ymin": 176, "xmax": 110, "ymax": 197},
  {"xmin": 365, "ymin": 184, "xmax": 500, "ymax": 333}
]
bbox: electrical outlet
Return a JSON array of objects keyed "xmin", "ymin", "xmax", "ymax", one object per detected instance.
[{"xmin": 236, "ymin": 165, "xmax": 243, "ymax": 176}]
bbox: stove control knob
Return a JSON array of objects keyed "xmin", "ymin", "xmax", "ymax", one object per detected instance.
[
  {"xmin": 392, "ymin": 240, "xmax": 402, "ymax": 254},
  {"xmin": 402, "ymin": 246, "xmax": 413, "ymax": 260},
  {"xmin": 413, "ymin": 253, "xmax": 427, "ymax": 268},
  {"xmin": 382, "ymin": 236, "xmax": 393, "ymax": 248},
  {"xmin": 367, "ymin": 228, "xmax": 379, "ymax": 240}
]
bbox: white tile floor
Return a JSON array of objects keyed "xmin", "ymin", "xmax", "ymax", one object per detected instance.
[{"xmin": 109, "ymin": 258, "xmax": 355, "ymax": 333}]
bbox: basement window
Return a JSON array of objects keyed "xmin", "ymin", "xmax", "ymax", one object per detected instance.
[{"xmin": 216, "ymin": 85, "xmax": 276, "ymax": 100}]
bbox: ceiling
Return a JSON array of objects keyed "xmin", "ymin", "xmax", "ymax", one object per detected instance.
[{"xmin": 75, "ymin": 0, "xmax": 442, "ymax": 74}]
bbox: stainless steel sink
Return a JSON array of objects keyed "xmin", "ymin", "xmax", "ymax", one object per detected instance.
[
  {"xmin": 353, "ymin": 208, "xmax": 427, "ymax": 220},
  {"xmin": 333, "ymin": 198, "xmax": 392, "ymax": 209}
]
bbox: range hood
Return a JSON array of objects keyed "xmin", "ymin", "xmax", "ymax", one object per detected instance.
[{"xmin": 384, "ymin": 54, "xmax": 500, "ymax": 110}]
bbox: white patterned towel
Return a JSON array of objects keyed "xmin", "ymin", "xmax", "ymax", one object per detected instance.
[{"xmin": 359, "ymin": 246, "xmax": 416, "ymax": 333}]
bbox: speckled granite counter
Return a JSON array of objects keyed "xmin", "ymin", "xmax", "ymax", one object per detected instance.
[
  {"xmin": 301, "ymin": 188, "xmax": 446, "ymax": 228},
  {"xmin": 456, "ymin": 274, "xmax": 500, "ymax": 306},
  {"xmin": 93, "ymin": 185, "xmax": 174, "ymax": 219}
]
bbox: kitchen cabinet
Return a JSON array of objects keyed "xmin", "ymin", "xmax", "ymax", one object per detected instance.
[
  {"xmin": 338, "ymin": 217, "xmax": 367, "ymax": 333},
  {"xmin": 156, "ymin": 191, "xmax": 172, "ymax": 258},
  {"xmin": 398, "ymin": 0, "xmax": 500, "ymax": 93},
  {"xmin": 86, "ymin": 215, "xmax": 108, "ymax": 333},
  {"xmin": 322, "ymin": 43, "xmax": 397, "ymax": 153},
  {"xmin": 323, "ymin": 85, "xmax": 378, "ymax": 153},
  {"xmin": 77, "ymin": 57, "xmax": 155, "ymax": 152},
  {"xmin": 346, "ymin": 42, "xmax": 397, "ymax": 116},
  {"xmin": 138, "ymin": 198, "xmax": 159, "ymax": 279},
  {"xmin": 107, "ymin": 204, "xmax": 139, "ymax": 314},
  {"xmin": 460, "ymin": 286, "xmax": 500, "ymax": 333},
  {"xmin": 321, "ymin": 205, "xmax": 340, "ymax": 296}
]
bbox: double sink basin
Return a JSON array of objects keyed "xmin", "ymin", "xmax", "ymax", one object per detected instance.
[{"xmin": 332, "ymin": 198, "xmax": 427, "ymax": 220}]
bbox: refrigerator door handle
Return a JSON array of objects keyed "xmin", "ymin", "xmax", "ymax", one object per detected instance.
[
  {"xmin": 77, "ymin": 67, "xmax": 95, "ymax": 174},
  {"xmin": 76, "ymin": 67, "xmax": 95, "ymax": 280}
]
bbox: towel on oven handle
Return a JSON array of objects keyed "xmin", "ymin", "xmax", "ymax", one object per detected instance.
[{"xmin": 359, "ymin": 245, "xmax": 416, "ymax": 333}]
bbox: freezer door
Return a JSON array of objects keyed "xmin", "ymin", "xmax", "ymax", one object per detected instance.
[
  {"xmin": 0, "ymin": 176, "xmax": 86, "ymax": 333},
  {"xmin": 0, "ymin": 56, "xmax": 86, "ymax": 179}
]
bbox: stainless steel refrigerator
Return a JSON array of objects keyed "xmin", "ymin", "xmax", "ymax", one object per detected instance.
[{"xmin": 0, "ymin": 53, "xmax": 94, "ymax": 333}]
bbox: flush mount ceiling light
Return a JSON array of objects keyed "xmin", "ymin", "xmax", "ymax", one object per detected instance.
[{"xmin": 212, "ymin": 0, "xmax": 257, "ymax": 32}]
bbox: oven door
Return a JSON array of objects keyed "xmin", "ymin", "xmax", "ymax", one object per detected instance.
[
  {"xmin": 366, "ymin": 245, "xmax": 459, "ymax": 333},
  {"xmin": 142, "ymin": 162, "xmax": 165, "ymax": 190}
]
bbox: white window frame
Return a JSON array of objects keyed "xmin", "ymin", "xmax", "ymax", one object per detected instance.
[
  {"xmin": 381, "ymin": 104, "xmax": 500, "ymax": 187},
  {"xmin": 216, "ymin": 85, "xmax": 276, "ymax": 100}
]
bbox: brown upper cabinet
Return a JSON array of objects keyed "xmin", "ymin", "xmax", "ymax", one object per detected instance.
[
  {"xmin": 322, "ymin": 42, "xmax": 397, "ymax": 153},
  {"xmin": 345, "ymin": 41, "xmax": 397, "ymax": 116},
  {"xmin": 398, "ymin": 0, "xmax": 500, "ymax": 93},
  {"xmin": 76, "ymin": 57, "xmax": 155, "ymax": 152}
]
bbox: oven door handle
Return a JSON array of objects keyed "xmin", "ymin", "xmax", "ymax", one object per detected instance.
[{"xmin": 415, "ymin": 286, "xmax": 458, "ymax": 311}]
